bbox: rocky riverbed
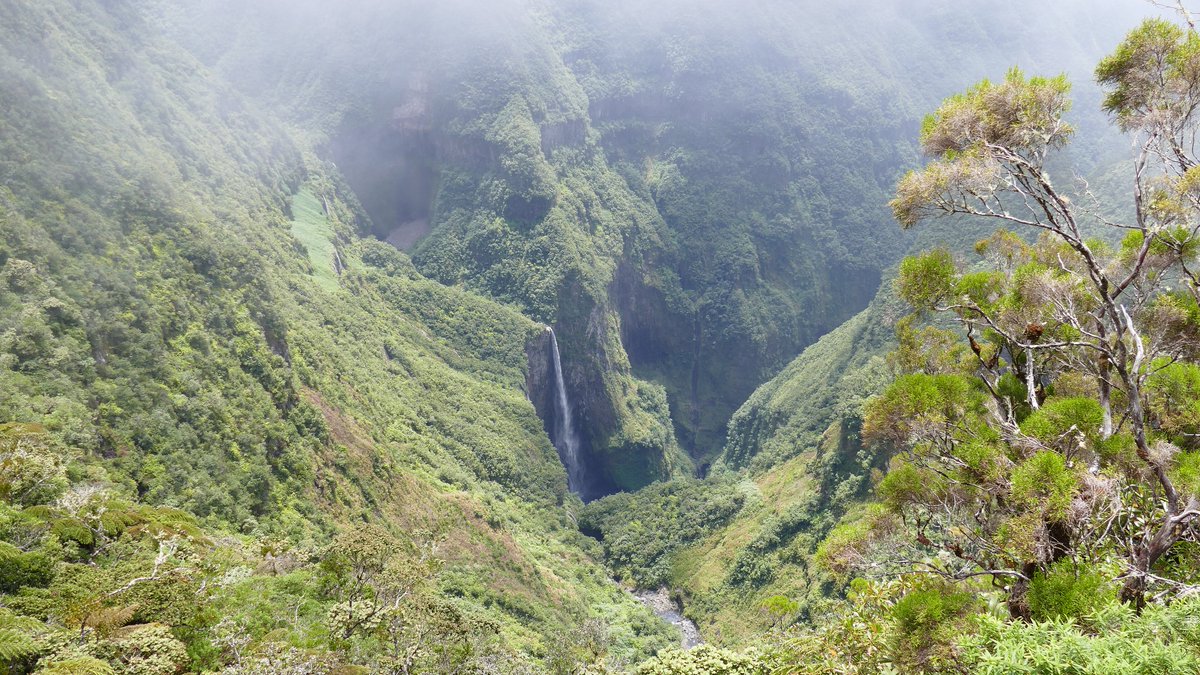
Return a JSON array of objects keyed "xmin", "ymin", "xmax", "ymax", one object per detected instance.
[{"xmin": 634, "ymin": 588, "xmax": 702, "ymax": 649}]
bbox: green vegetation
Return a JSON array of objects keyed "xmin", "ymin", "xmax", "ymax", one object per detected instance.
[
  {"xmin": 0, "ymin": 1, "xmax": 676, "ymax": 670},
  {"xmin": 0, "ymin": 422, "xmax": 673, "ymax": 673},
  {"xmin": 289, "ymin": 188, "xmax": 341, "ymax": 292},
  {"xmin": 771, "ymin": 577, "xmax": 1200, "ymax": 674},
  {"xmin": 165, "ymin": 0, "xmax": 1139, "ymax": 472},
  {"xmin": 764, "ymin": 12, "xmax": 1200, "ymax": 674},
  {"xmin": 634, "ymin": 644, "xmax": 767, "ymax": 675},
  {"xmin": 569, "ymin": 6, "xmax": 1200, "ymax": 670},
  {"xmin": 854, "ymin": 32, "xmax": 1200, "ymax": 612},
  {"xmin": 4, "ymin": 0, "xmax": 1198, "ymax": 671},
  {"xmin": 577, "ymin": 287, "xmax": 901, "ymax": 643},
  {"xmin": 580, "ymin": 479, "xmax": 747, "ymax": 588}
]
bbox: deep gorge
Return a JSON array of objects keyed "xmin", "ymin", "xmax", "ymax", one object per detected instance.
[{"xmin": 1, "ymin": 0, "xmax": 1189, "ymax": 672}]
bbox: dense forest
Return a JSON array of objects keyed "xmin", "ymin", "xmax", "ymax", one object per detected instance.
[{"xmin": 1, "ymin": 0, "xmax": 1199, "ymax": 672}]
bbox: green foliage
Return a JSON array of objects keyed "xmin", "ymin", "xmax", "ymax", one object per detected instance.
[
  {"xmin": 814, "ymin": 506, "xmax": 890, "ymax": 579},
  {"xmin": 778, "ymin": 579, "xmax": 1200, "ymax": 675},
  {"xmin": 760, "ymin": 595, "xmax": 799, "ymax": 617},
  {"xmin": 634, "ymin": 644, "xmax": 768, "ymax": 675},
  {"xmin": 35, "ymin": 658, "xmax": 117, "ymax": 675},
  {"xmin": 0, "ymin": 541, "xmax": 55, "ymax": 593},
  {"xmin": 921, "ymin": 68, "xmax": 1074, "ymax": 156},
  {"xmin": 1009, "ymin": 451, "xmax": 1078, "ymax": 520},
  {"xmin": 579, "ymin": 478, "xmax": 745, "ymax": 587},
  {"xmin": 966, "ymin": 599, "xmax": 1200, "ymax": 674},
  {"xmin": 892, "ymin": 68, "xmax": 1074, "ymax": 227},
  {"xmin": 1146, "ymin": 361, "xmax": 1200, "ymax": 443},
  {"xmin": 1172, "ymin": 452, "xmax": 1200, "ymax": 498},
  {"xmin": 862, "ymin": 372, "xmax": 983, "ymax": 448},
  {"xmin": 655, "ymin": 290, "xmax": 900, "ymax": 640},
  {"xmin": 1095, "ymin": 18, "xmax": 1200, "ymax": 131},
  {"xmin": 1020, "ymin": 398, "xmax": 1106, "ymax": 447},
  {"xmin": 896, "ymin": 249, "xmax": 957, "ymax": 309},
  {"xmin": 0, "ymin": 424, "xmax": 68, "ymax": 507},
  {"xmin": 877, "ymin": 460, "xmax": 945, "ymax": 512},
  {"xmin": 889, "ymin": 586, "xmax": 976, "ymax": 672},
  {"xmin": 1027, "ymin": 562, "xmax": 1115, "ymax": 622},
  {"xmin": 891, "ymin": 316, "xmax": 972, "ymax": 377},
  {"xmin": 97, "ymin": 623, "xmax": 188, "ymax": 675},
  {"xmin": 487, "ymin": 96, "xmax": 558, "ymax": 214},
  {"xmin": 0, "ymin": 608, "xmax": 42, "ymax": 665},
  {"xmin": 773, "ymin": 578, "xmax": 899, "ymax": 674}
]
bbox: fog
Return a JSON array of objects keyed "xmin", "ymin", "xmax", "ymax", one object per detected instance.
[
  {"xmin": 154, "ymin": 0, "xmax": 1170, "ymax": 240},
  {"xmin": 165, "ymin": 0, "xmax": 1167, "ymax": 122}
]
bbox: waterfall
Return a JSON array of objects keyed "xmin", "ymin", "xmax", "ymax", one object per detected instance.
[{"xmin": 547, "ymin": 327, "xmax": 587, "ymax": 496}]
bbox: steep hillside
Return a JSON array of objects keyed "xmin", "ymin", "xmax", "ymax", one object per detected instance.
[
  {"xmin": 0, "ymin": 1, "xmax": 675, "ymax": 670},
  {"xmin": 158, "ymin": 0, "xmax": 694, "ymax": 497},
  {"xmin": 1, "ymin": 0, "xmax": 1184, "ymax": 670},
  {"xmin": 578, "ymin": 0, "xmax": 1161, "ymax": 642},
  {"xmin": 159, "ymin": 0, "xmax": 1148, "ymax": 484},
  {"xmin": 581, "ymin": 288, "xmax": 900, "ymax": 643}
]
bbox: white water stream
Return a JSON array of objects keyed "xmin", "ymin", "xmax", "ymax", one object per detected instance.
[
  {"xmin": 634, "ymin": 588, "xmax": 702, "ymax": 649},
  {"xmin": 548, "ymin": 328, "xmax": 587, "ymax": 495}
]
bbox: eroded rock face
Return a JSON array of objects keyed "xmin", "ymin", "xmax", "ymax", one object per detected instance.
[
  {"xmin": 527, "ymin": 321, "xmax": 608, "ymax": 500},
  {"xmin": 525, "ymin": 302, "xmax": 686, "ymax": 500},
  {"xmin": 524, "ymin": 326, "xmax": 554, "ymax": 422}
]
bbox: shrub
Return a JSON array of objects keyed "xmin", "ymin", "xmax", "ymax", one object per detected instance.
[
  {"xmin": 0, "ymin": 541, "xmax": 55, "ymax": 593},
  {"xmin": 1027, "ymin": 562, "xmax": 1114, "ymax": 623},
  {"xmin": 890, "ymin": 586, "xmax": 977, "ymax": 672},
  {"xmin": 635, "ymin": 645, "xmax": 768, "ymax": 675}
]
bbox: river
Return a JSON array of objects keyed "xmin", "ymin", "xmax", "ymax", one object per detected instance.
[{"xmin": 634, "ymin": 588, "xmax": 702, "ymax": 649}]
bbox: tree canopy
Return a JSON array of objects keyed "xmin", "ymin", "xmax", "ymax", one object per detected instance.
[{"xmin": 827, "ymin": 16, "xmax": 1200, "ymax": 625}]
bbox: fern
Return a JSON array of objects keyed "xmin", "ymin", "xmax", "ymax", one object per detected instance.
[
  {"xmin": 50, "ymin": 518, "xmax": 94, "ymax": 546},
  {"xmin": 0, "ymin": 611, "xmax": 43, "ymax": 664},
  {"xmin": 83, "ymin": 605, "xmax": 138, "ymax": 637},
  {"xmin": 98, "ymin": 510, "xmax": 138, "ymax": 537},
  {"xmin": 21, "ymin": 505, "xmax": 56, "ymax": 520},
  {"xmin": 0, "ymin": 628, "xmax": 39, "ymax": 664},
  {"xmin": 34, "ymin": 657, "xmax": 116, "ymax": 675}
]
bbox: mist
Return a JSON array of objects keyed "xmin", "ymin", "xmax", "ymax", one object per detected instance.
[
  {"xmin": 5, "ymin": 0, "xmax": 1198, "ymax": 667},
  {"xmin": 151, "ymin": 0, "xmax": 1162, "ymax": 247}
]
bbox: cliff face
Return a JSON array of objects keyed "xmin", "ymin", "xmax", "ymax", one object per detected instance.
[
  {"xmin": 0, "ymin": 2, "xmax": 689, "ymax": 667},
  {"xmin": 3, "ymin": 0, "xmax": 1170, "ymax": 669},
  {"xmin": 294, "ymin": 13, "xmax": 904, "ymax": 485},
  {"xmin": 524, "ymin": 326, "xmax": 555, "ymax": 426},
  {"xmin": 158, "ymin": 0, "xmax": 1148, "ymax": 500}
]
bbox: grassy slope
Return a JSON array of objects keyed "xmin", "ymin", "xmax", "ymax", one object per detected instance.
[
  {"xmin": 289, "ymin": 187, "xmax": 340, "ymax": 291},
  {"xmin": 666, "ymin": 293, "xmax": 899, "ymax": 643},
  {"xmin": 593, "ymin": 0, "xmax": 1159, "ymax": 640}
]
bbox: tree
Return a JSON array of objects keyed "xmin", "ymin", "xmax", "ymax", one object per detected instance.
[
  {"xmin": 634, "ymin": 644, "xmax": 768, "ymax": 675},
  {"xmin": 853, "ymin": 18, "xmax": 1200, "ymax": 615},
  {"xmin": 319, "ymin": 525, "xmax": 439, "ymax": 642}
]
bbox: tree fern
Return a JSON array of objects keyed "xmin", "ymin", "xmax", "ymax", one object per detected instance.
[
  {"xmin": 34, "ymin": 657, "xmax": 116, "ymax": 675},
  {"xmin": 83, "ymin": 605, "xmax": 138, "ymax": 638},
  {"xmin": 51, "ymin": 518, "xmax": 94, "ymax": 547},
  {"xmin": 0, "ymin": 611, "xmax": 43, "ymax": 665}
]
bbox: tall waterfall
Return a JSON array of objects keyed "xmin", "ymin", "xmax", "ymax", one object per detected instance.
[{"xmin": 547, "ymin": 327, "xmax": 587, "ymax": 496}]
